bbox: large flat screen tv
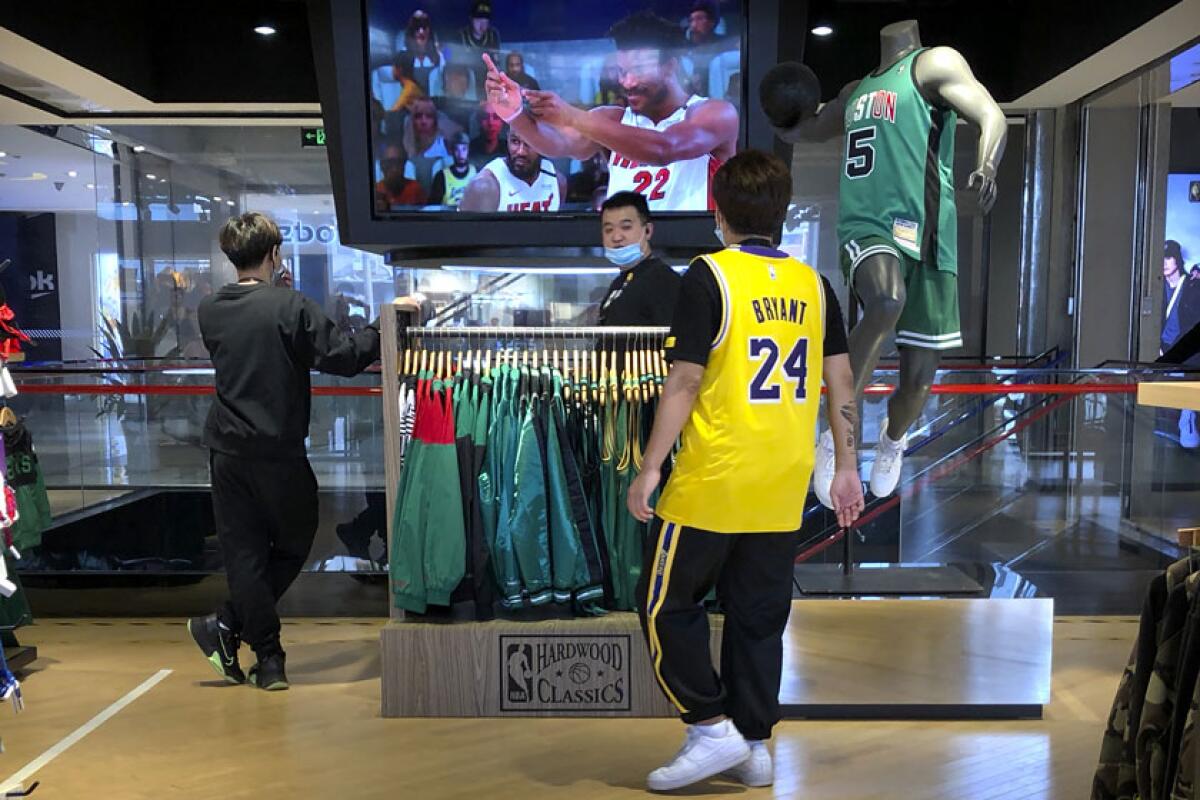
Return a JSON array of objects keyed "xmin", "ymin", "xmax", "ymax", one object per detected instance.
[{"xmin": 310, "ymin": 0, "xmax": 802, "ymax": 257}]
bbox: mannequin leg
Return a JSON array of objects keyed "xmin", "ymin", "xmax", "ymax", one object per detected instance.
[
  {"xmin": 848, "ymin": 254, "xmax": 907, "ymax": 398},
  {"xmin": 886, "ymin": 347, "xmax": 941, "ymax": 440}
]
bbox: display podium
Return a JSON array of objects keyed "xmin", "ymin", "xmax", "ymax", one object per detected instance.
[{"xmin": 377, "ymin": 304, "xmax": 1053, "ymax": 720}]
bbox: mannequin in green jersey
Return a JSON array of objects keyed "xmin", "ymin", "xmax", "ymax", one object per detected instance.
[{"xmin": 765, "ymin": 20, "xmax": 1006, "ymax": 500}]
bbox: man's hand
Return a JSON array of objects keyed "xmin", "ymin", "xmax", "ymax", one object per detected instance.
[
  {"xmin": 829, "ymin": 469, "xmax": 865, "ymax": 530},
  {"xmin": 524, "ymin": 90, "xmax": 579, "ymax": 128},
  {"xmin": 482, "ymin": 53, "xmax": 523, "ymax": 121},
  {"xmin": 627, "ymin": 467, "xmax": 661, "ymax": 523}
]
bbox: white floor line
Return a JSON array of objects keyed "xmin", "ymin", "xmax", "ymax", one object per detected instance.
[{"xmin": 0, "ymin": 669, "xmax": 172, "ymax": 794}]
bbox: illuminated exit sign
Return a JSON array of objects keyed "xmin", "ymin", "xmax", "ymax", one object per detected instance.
[{"xmin": 301, "ymin": 127, "xmax": 327, "ymax": 148}]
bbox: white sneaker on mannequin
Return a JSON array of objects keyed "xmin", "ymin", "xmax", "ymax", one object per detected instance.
[
  {"xmin": 647, "ymin": 720, "xmax": 750, "ymax": 792},
  {"xmin": 722, "ymin": 740, "xmax": 774, "ymax": 787},
  {"xmin": 1181, "ymin": 410, "xmax": 1199, "ymax": 449},
  {"xmin": 814, "ymin": 429, "xmax": 835, "ymax": 509},
  {"xmin": 870, "ymin": 420, "xmax": 907, "ymax": 498}
]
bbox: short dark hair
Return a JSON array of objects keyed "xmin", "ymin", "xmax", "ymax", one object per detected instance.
[
  {"xmin": 691, "ymin": 1, "xmax": 718, "ymax": 21},
  {"xmin": 609, "ymin": 10, "xmax": 684, "ymax": 60},
  {"xmin": 1166, "ymin": 239, "xmax": 1184, "ymax": 271},
  {"xmin": 600, "ymin": 191, "xmax": 651, "ymax": 225},
  {"xmin": 711, "ymin": 150, "xmax": 792, "ymax": 240},
  {"xmin": 219, "ymin": 212, "xmax": 281, "ymax": 270}
]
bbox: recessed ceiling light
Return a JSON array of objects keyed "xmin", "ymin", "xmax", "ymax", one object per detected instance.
[
  {"xmin": 226, "ymin": 200, "xmax": 235, "ymax": 206},
  {"xmin": 146, "ymin": 173, "xmax": 156, "ymax": 180},
  {"xmin": 67, "ymin": 170, "xmax": 78, "ymax": 177},
  {"xmin": 254, "ymin": 25, "xmax": 277, "ymax": 36},
  {"xmin": 160, "ymin": 178, "xmax": 167, "ymax": 183},
  {"xmin": 213, "ymin": 195, "xmax": 222, "ymax": 201},
  {"xmin": 811, "ymin": 25, "xmax": 834, "ymax": 37},
  {"xmin": 0, "ymin": 152, "xmax": 7, "ymax": 158},
  {"xmin": 133, "ymin": 145, "xmax": 146, "ymax": 152},
  {"xmin": 86, "ymin": 183, "xmax": 95, "ymax": 189}
]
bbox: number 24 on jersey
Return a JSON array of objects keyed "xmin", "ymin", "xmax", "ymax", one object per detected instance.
[{"xmin": 748, "ymin": 336, "xmax": 809, "ymax": 403}]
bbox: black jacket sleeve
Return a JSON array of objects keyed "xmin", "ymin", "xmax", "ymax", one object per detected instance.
[{"xmin": 294, "ymin": 295, "xmax": 381, "ymax": 377}]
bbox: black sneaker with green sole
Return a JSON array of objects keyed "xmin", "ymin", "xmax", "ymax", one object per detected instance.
[
  {"xmin": 248, "ymin": 653, "xmax": 289, "ymax": 691},
  {"xmin": 187, "ymin": 614, "xmax": 245, "ymax": 685}
]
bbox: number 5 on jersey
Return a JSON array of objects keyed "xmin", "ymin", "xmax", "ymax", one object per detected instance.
[
  {"xmin": 749, "ymin": 336, "xmax": 809, "ymax": 403},
  {"xmin": 845, "ymin": 127, "xmax": 876, "ymax": 179}
]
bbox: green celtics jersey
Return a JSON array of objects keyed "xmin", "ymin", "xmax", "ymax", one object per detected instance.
[{"xmin": 836, "ymin": 48, "xmax": 959, "ymax": 273}]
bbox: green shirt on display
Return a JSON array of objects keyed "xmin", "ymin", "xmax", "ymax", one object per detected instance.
[{"xmin": 836, "ymin": 48, "xmax": 959, "ymax": 273}]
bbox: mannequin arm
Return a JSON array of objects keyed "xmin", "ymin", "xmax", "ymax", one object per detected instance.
[
  {"xmin": 772, "ymin": 81, "xmax": 859, "ymax": 144},
  {"xmin": 915, "ymin": 47, "xmax": 1007, "ymax": 210}
]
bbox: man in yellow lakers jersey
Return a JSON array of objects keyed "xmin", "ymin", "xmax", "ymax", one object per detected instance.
[{"xmin": 627, "ymin": 150, "xmax": 863, "ymax": 792}]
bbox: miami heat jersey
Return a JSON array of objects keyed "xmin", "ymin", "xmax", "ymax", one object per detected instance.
[
  {"xmin": 606, "ymin": 96, "xmax": 719, "ymax": 212},
  {"xmin": 481, "ymin": 157, "xmax": 560, "ymax": 212}
]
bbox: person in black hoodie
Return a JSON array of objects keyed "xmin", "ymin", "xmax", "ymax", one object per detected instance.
[{"xmin": 187, "ymin": 212, "xmax": 381, "ymax": 691}]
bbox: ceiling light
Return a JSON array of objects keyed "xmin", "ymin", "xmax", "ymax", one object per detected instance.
[
  {"xmin": 213, "ymin": 195, "xmax": 222, "ymax": 201},
  {"xmin": 86, "ymin": 183, "xmax": 95, "ymax": 189},
  {"xmin": 146, "ymin": 173, "xmax": 156, "ymax": 180},
  {"xmin": 226, "ymin": 200, "xmax": 235, "ymax": 206},
  {"xmin": 133, "ymin": 145, "xmax": 146, "ymax": 152},
  {"xmin": 67, "ymin": 170, "xmax": 78, "ymax": 177},
  {"xmin": 160, "ymin": 178, "xmax": 167, "ymax": 183},
  {"xmin": 811, "ymin": 25, "xmax": 834, "ymax": 37},
  {"xmin": 254, "ymin": 25, "xmax": 277, "ymax": 36},
  {"xmin": 0, "ymin": 152, "xmax": 7, "ymax": 158}
]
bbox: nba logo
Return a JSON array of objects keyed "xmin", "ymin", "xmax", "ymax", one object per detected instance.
[{"xmin": 505, "ymin": 643, "xmax": 534, "ymax": 703}]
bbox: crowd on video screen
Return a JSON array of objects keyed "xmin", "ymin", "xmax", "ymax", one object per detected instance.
[{"xmin": 368, "ymin": 1, "xmax": 742, "ymax": 214}]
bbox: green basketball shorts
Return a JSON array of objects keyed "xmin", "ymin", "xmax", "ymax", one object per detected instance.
[{"xmin": 840, "ymin": 235, "xmax": 963, "ymax": 351}]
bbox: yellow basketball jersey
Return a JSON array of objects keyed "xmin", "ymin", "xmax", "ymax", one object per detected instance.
[{"xmin": 657, "ymin": 244, "xmax": 825, "ymax": 533}]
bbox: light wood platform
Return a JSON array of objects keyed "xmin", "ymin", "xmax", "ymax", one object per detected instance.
[
  {"xmin": 382, "ymin": 599, "xmax": 1052, "ymax": 718},
  {"xmin": 0, "ymin": 616, "xmax": 1126, "ymax": 799},
  {"xmin": 1137, "ymin": 380, "xmax": 1200, "ymax": 411}
]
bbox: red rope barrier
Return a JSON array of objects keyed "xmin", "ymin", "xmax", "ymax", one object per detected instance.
[
  {"xmin": 12, "ymin": 383, "xmax": 381, "ymax": 397},
  {"xmin": 9, "ymin": 381, "xmax": 1136, "ymax": 398}
]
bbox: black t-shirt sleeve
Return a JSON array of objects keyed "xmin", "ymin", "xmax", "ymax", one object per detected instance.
[
  {"xmin": 666, "ymin": 257, "xmax": 721, "ymax": 366},
  {"xmin": 293, "ymin": 294, "xmax": 382, "ymax": 377},
  {"xmin": 820, "ymin": 275, "xmax": 849, "ymax": 357}
]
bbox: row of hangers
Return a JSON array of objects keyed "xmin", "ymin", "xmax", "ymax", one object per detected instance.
[{"xmin": 399, "ymin": 340, "xmax": 669, "ymax": 405}]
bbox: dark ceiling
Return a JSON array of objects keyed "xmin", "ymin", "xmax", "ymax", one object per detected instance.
[
  {"xmin": 802, "ymin": 0, "xmax": 1184, "ymax": 102},
  {"xmin": 0, "ymin": 1, "xmax": 317, "ymax": 106},
  {"xmin": 0, "ymin": 0, "xmax": 1186, "ymax": 110}
]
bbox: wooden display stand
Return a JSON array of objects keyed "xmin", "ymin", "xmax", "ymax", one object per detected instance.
[{"xmin": 377, "ymin": 305, "xmax": 1053, "ymax": 720}]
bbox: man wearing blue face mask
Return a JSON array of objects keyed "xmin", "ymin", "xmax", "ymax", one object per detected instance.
[{"xmin": 598, "ymin": 192, "xmax": 681, "ymax": 326}]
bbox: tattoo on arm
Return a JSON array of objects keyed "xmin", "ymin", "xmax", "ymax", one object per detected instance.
[{"xmin": 838, "ymin": 402, "xmax": 858, "ymax": 451}]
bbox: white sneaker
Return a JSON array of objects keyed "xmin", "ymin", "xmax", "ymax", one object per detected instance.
[
  {"xmin": 814, "ymin": 429, "xmax": 835, "ymax": 509},
  {"xmin": 647, "ymin": 720, "xmax": 750, "ymax": 792},
  {"xmin": 870, "ymin": 420, "xmax": 907, "ymax": 498},
  {"xmin": 722, "ymin": 740, "xmax": 774, "ymax": 787},
  {"xmin": 1181, "ymin": 410, "xmax": 1199, "ymax": 449}
]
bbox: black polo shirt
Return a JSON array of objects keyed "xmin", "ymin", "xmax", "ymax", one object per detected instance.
[{"xmin": 598, "ymin": 255, "xmax": 681, "ymax": 327}]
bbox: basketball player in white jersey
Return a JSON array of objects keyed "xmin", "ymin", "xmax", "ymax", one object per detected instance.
[
  {"xmin": 459, "ymin": 127, "xmax": 567, "ymax": 212},
  {"xmin": 482, "ymin": 10, "xmax": 738, "ymax": 212}
]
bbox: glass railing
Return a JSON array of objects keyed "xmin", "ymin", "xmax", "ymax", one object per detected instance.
[
  {"xmin": 8, "ymin": 360, "xmax": 387, "ymax": 575},
  {"xmin": 6, "ymin": 358, "xmax": 1199, "ymax": 616},
  {"xmin": 799, "ymin": 361, "xmax": 1200, "ymax": 613}
]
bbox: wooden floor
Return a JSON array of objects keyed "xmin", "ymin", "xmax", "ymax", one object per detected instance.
[{"xmin": 0, "ymin": 616, "xmax": 1134, "ymax": 799}]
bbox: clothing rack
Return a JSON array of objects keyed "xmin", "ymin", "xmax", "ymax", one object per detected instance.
[
  {"xmin": 399, "ymin": 325, "xmax": 670, "ymax": 338},
  {"xmin": 381, "ymin": 306, "xmax": 671, "ymax": 620}
]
